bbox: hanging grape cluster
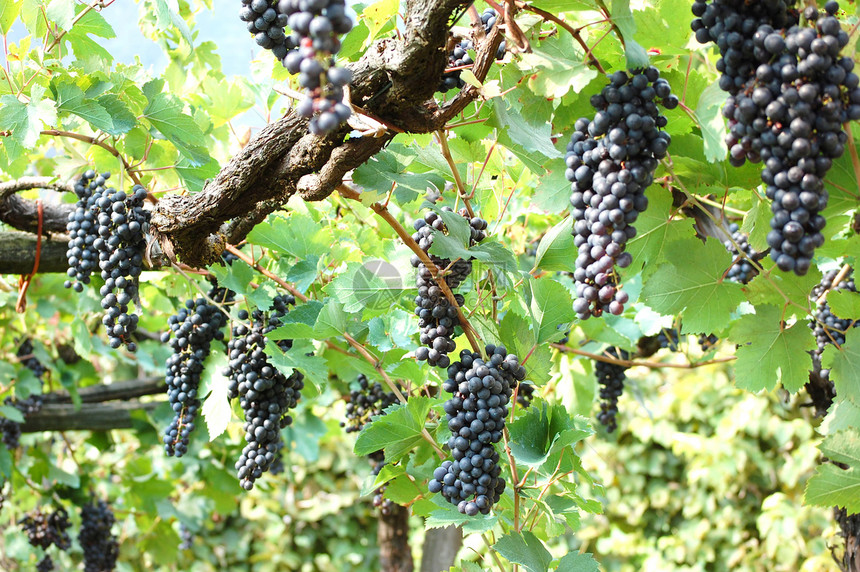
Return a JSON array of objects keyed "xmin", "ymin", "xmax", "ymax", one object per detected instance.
[
  {"xmin": 809, "ymin": 267, "xmax": 856, "ymax": 386},
  {"xmin": 595, "ymin": 347, "xmax": 630, "ymax": 433},
  {"xmin": 226, "ymin": 295, "xmax": 304, "ymax": 490},
  {"xmin": 0, "ymin": 394, "xmax": 43, "ymax": 449},
  {"xmin": 65, "ymin": 170, "xmax": 150, "ymax": 351},
  {"xmin": 341, "ymin": 374, "xmax": 398, "ymax": 435},
  {"xmin": 566, "ymin": 67, "xmax": 675, "ymax": 319},
  {"xmin": 16, "ymin": 338, "xmax": 47, "ymax": 379},
  {"xmin": 411, "ymin": 208, "xmax": 487, "ymax": 368},
  {"xmin": 21, "ymin": 507, "xmax": 71, "ymax": 571},
  {"xmin": 280, "ymin": 0, "xmax": 353, "ymax": 134},
  {"xmin": 724, "ymin": 223, "xmax": 760, "ymax": 284},
  {"xmin": 239, "ymin": 0, "xmax": 296, "ymax": 59},
  {"xmin": 161, "ymin": 284, "xmax": 234, "ymax": 457},
  {"xmin": 438, "ymin": 8, "xmax": 506, "ymax": 92},
  {"xmin": 693, "ymin": 1, "xmax": 860, "ymax": 274},
  {"xmin": 428, "ymin": 345, "xmax": 526, "ymax": 515},
  {"xmin": 79, "ymin": 500, "xmax": 119, "ymax": 572}
]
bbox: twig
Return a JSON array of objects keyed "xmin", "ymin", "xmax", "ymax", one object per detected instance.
[
  {"xmin": 224, "ymin": 244, "xmax": 309, "ymax": 303},
  {"xmin": 515, "ymin": 1, "xmax": 606, "ymax": 73},
  {"xmin": 552, "ymin": 343, "xmax": 737, "ymax": 369}
]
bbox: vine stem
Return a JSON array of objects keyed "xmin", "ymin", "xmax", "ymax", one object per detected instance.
[
  {"xmin": 340, "ymin": 332, "xmax": 447, "ymax": 460},
  {"xmin": 814, "ymin": 263, "xmax": 853, "ymax": 306},
  {"xmin": 843, "ymin": 121, "xmax": 860, "ymax": 193},
  {"xmin": 481, "ymin": 533, "xmax": 507, "ymax": 572},
  {"xmin": 337, "ymin": 184, "xmax": 483, "ymax": 355},
  {"xmin": 515, "ymin": 1, "xmax": 607, "ymax": 73},
  {"xmin": 502, "ymin": 428, "xmax": 520, "ymax": 532},
  {"xmin": 436, "ymin": 129, "xmax": 474, "ymax": 217},
  {"xmin": 552, "ymin": 343, "xmax": 737, "ymax": 369},
  {"xmin": 224, "ymin": 244, "xmax": 308, "ymax": 303}
]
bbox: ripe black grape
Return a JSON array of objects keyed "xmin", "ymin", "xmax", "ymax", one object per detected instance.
[
  {"xmin": 79, "ymin": 499, "xmax": 119, "ymax": 572},
  {"xmin": 341, "ymin": 374, "xmax": 398, "ymax": 434},
  {"xmin": 411, "ymin": 208, "xmax": 487, "ymax": 368},
  {"xmin": 239, "ymin": 0, "xmax": 296, "ymax": 60},
  {"xmin": 161, "ymin": 284, "xmax": 234, "ymax": 457},
  {"xmin": 698, "ymin": 333, "xmax": 720, "ymax": 351},
  {"xmin": 438, "ymin": 8, "xmax": 505, "ymax": 93},
  {"xmin": 21, "ymin": 507, "xmax": 71, "ymax": 551},
  {"xmin": 595, "ymin": 347, "xmax": 630, "ymax": 433},
  {"xmin": 428, "ymin": 345, "xmax": 526, "ymax": 515},
  {"xmin": 0, "ymin": 394, "xmax": 43, "ymax": 449},
  {"xmin": 226, "ymin": 295, "xmax": 304, "ymax": 489},
  {"xmin": 279, "ymin": 0, "xmax": 353, "ymax": 134},
  {"xmin": 809, "ymin": 267, "xmax": 856, "ymax": 385},
  {"xmin": 724, "ymin": 223, "xmax": 759, "ymax": 284},
  {"xmin": 516, "ymin": 382, "xmax": 535, "ymax": 409},
  {"xmin": 566, "ymin": 67, "xmax": 674, "ymax": 319}
]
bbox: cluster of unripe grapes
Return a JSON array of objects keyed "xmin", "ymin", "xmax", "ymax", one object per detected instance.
[
  {"xmin": 565, "ymin": 67, "xmax": 675, "ymax": 319},
  {"xmin": 693, "ymin": 0, "xmax": 858, "ymax": 274}
]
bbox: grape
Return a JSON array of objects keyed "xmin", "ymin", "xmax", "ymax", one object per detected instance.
[
  {"xmin": 656, "ymin": 328, "xmax": 680, "ymax": 351},
  {"xmin": 79, "ymin": 500, "xmax": 119, "ymax": 572},
  {"xmin": 178, "ymin": 523, "xmax": 194, "ymax": 550},
  {"xmin": 698, "ymin": 333, "xmax": 720, "ymax": 351},
  {"xmin": 64, "ymin": 170, "xmax": 103, "ymax": 292},
  {"xmin": 36, "ymin": 556, "xmax": 54, "ymax": 572},
  {"xmin": 239, "ymin": 0, "xmax": 296, "ymax": 59},
  {"xmin": 516, "ymin": 383, "xmax": 535, "ymax": 409},
  {"xmin": 410, "ymin": 208, "xmax": 487, "ymax": 368},
  {"xmin": 428, "ymin": 345, "xmax": 527, "ymax": 515},
  {"xmin": 278, "ymin": 0, "xmax": 353, "ymax": 134},
  {"xmin": 226, "ymin": 295, "xmax": 304, "ymax": 490},
  {"xmin": 724, "ymin": 223, "xmax": 759, "ymax": 284},
  {"xmin": 438, "ymin": 8, "xmax": 506, "ymax": 93},
  {"xmin": 161, "ymin": 283, "xmax": 234, "ymax": 457},
  {"xmin": 594, "ymin": 347, "xmax": 630, "ymax": 433},
  {"xmin": 341, "ymin": 374, "xmax": 398, "ymax": 435},
  {"xmin": 21, "ymin": 507, "xmax": 71, "ymax": 551},
  {"xmin": 0, "ymin": 394, "xmax": 43, "ymax": 449},
  {"xmin": 809, "ymin": 267, "xmax": 856, "ymax": 387},
  {"xmin": 565, "ymin": 67, "xmax": 673, "ymax": 319}
]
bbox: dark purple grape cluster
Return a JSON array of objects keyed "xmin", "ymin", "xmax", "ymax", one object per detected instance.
[
  {"xmin": 79, "ymin": 500, "xmax": 119, "ymax": 572},
  {"xmin": 17, "ymin": 338, "xmax": 47, "ymax": 379},
  {"xmin": 21, "ymin": 507, "xmax": 71, "ymax": 552},
  {"xmin": 64, "ymin": 170, "xmax": 105, "ymax": 292},
  {"xmin": 341, "ymin": 374, "xmax": 398, "ymax": 435},
  {"xmin": 438, "ymin": 8, "xmax": 506, "ymax": 93},
  {"xmin": 566, "ymin": 67, "xmax": 675, "ymax": 319},
  {"xmin": 724, "ymin": 223, "xmax": 759, "ymax": 284},
  {"xmin": 411, "ymin": 209, "xmax": 487, "ymax": 368},
  {"xmin": 595, "ymin": 347, "xmax": 630, "ymax": 433},
  {"xmin": 226, "ymin": 295, "xmax": 304, "ymax": 490},
  {"xmin": 693, "ymin": 1, "xmax": 859, "ymax": 275},
  {"xmin": 161, "ymin": 285, "xmax": 234, "ymax": 457},
  {"xmin": 371, "ymin": 462, "xmax": 395, "ymax": 516},
  {"xmin": 428, "ymin": 345, "xmax": 526, "ymax": 516},
  {"xmin": 810, "ymin": 267, "xmax": 856, "ymax": 385},
  {"xmin": 239, "ymin": 0, "xmax": 296, "ymax": 59},
  {"xmin": 656, "ymin": 328, "xmax": 680, "ymax": 351},
  {"xmin": 0, "ymin": 394, "xmax": 43, "ymax": 449},
  {"xmin": 516, "ymin": 383, "xmax": 535, "ymax": 409},
  {"xmin": 280, "ymin": 0, "xmax": 353, "ymax": 134},
  {"xmin": 36, "ymin": 555, "xmax": 53, "ymax": 572},
  {"xmin": 698, "ymin": 333, "xmax": 720, "ymax": 351},
  {"xmin": 179, "ymin": 523, "xmax": 194, "ymax": 550}
]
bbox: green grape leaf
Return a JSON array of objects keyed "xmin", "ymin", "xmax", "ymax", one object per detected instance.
[
  {"xmin": 804, "ymin": 428, "xmax": 860, "ymax": 513},
  {"xmin": 641, "ymin": 238, "xmax": 745, "ymax": 333},
  {"xmin": 0, "ymin": 405, "xmax": 25, "ymax": 424},
  {"xmin": 518, "ymin": 34, "xmax": 598, "ymax": 99},
  {"xmin": 486, "ymin": 97, "xmax": 561, "ymax": 173},
  {"xmin": 0, "ymin": 0, "xmax": 21, "ymax": 34},
  {"xmin": 63, "ymin": 6, "xmax": 114, "ymax": 65},
  {"xmin": 142, "ymin": 91, "xmax": 210, "ymax": 166},
  {"xmin": 355, "ymin": 397, "xmax": 432, "ymax": 463},
  {"xmin": 52, "ymin": 79, "xmax": 114, "ymax": 134},
  {"xmin": 531, "ymin": 278, "xmax": 576, "ymax": 345},
  {"xmin": 268, "ymin": 301, "xmax": 324, "ymax": 340},
  {"xmin": 200, "ymin": 353, "xmax": 232, "ymax": 441},
  {"xmin": 826, "ymin": 289, "xmax": 860, "ymax": 321},
  {"xmin": 821, "ymin": 327, "xmax": 860, "ymax": 407},
  {"xmin": 741, "ymin": 193, "xmax": 772, "ymax": 252},
  {"xmin": 0, "ymin": 85, "xmax": 57, "ymax": 149},
  {"xmin": 353, "ymin": 150, "xmax": 445, "ymax": 204},
  {"xmin": 493, "ymin": 531, "xmax": 553, "ymax": 572},
  {"xmin": 508, "ymin": 403, "xmax": 592, "ymax": 468},
  {"xmin": 695, "ymin": 82, "xmax": 728, "ymax": 163},
  {"xmin": 727, "ymin": 305, "xmax": 816, "ymax": 393},
  {"xmin": 533, "ymin": 160, "xmax": 574, "ymax": 214},
  {"xmin": 313, "ymin": 298, "xmax": 347, "ymax": 338},
  {"xmin": 556, "ymin": 552, "xmax": 601, "ymax": 572},
  {"xmin": 535, "ymin": 216, "xmax": 576, "ymax": 273},
  {"xmin": 625, "ymin": 186, "xmax": 689, "ymax": 276},
  {"xmin": 246, "ymin": 214, "xmax": 331, "ymax": 259}
]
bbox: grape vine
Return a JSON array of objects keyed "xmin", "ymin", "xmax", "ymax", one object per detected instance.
[{"xmin": 79, "ymin": 499, "xmax": 119, "ymax": 572}]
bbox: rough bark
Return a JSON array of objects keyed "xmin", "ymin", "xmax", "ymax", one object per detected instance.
[
  {"xmin": 836, "ymin": 508, "xmax": 860, "ymax": 572},
  {"xmin": 150, "ymin": 0, "xmax": 505, "ymax": 268},
  {"xmin": 41, "ymin": 376, "xmax": 163, "ymax": 405},
  {"xmin": 379, "ymin": 504, "xmax": 414, "ymax": 572},
  {"xmin": 20, "ymin": 400, "xmax": 160, "ymax": 432},
  {"xmin": 0, "ymin": 231, "xmax": 69, "ymax": 274},
  {"xmin": 420, "ymin": 526, "xmax": 462, "ymax": 572},
  {"xmin": 0, "ymin": 194, "xmax": 74, "ymax": 235}
]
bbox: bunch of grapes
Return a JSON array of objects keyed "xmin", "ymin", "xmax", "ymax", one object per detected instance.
[
  {"xmin": 280, "ymin": 0, "xmax": 353, "ymax": 134},
  {"xmin": 226, "ymin": 295, "xmax": 304, "ymax": 490},
  {"xmin": 809, "ymin": 267, "xmax": 856, "ymax": 385},
  {"xmin": 178, "ymin": 523, "xmax": 194, "ymax": 551},
  {"xmin": 0, "ymin": 394, "xmax": 43, "ymax": 449},
  {"xmin": 595, "ymin": 347, "xmax": 630, "ymax": 433},
  {"xmin": 566, "ymin": 67, "xmax": 675, "ymax": 319},
  {"xmin": 79, "ymin": 500, "xmax": 119, "ymax": 572},
  {"xmin": 341, "ymin": 374, "xmax": 398, "ymax": 435},
  {"xmin": 411, "ymin": 208, "xmax": 487, "ymax": 368},
  {"xmin": 693, "ymin": 1, "xmax": 860, "ymax": 275},
  {"xmin": 428, "ymin": 345, "xmax": 526, "ymax": 515},
  {"xmin": 698, "ymin": 333, "xmax": 720, "ymax": 351},
  {"xmin": 724, "ymin": 223, "xmax": 759, "ymax": 284},
  {"xmin": 239, "ymin": 0, "xmax": 296, "ymax": 59},
  {"xmin": 656, "ymin": 328, "xmax": 680, "ymax": 351},
  {"xmin": 21, "ymin": 507, "xmax": 71, "ymax": 569},
  {"xmin": 438, "ymin": 8, "xmax": 506, "ymax": 92},
  {"xmin": 65, "ymin": 170, "xmax": 150, "ymax": 350},
  {"xmin": 16, "ymin": 338, "xmax": 47, "ymax": 379},
  {"xmin": 516, "ymin": 383, "xmax": 535, "ymax": 409},
  {"xmin": 161, "ymin": 284, "xmax": 234, "ymax": 457}
]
